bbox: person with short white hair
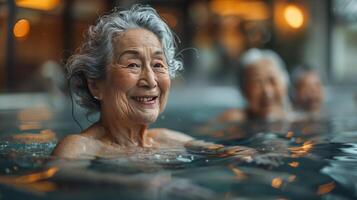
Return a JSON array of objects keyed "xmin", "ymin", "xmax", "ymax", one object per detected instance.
[{"xmin": 217, "ymin": 48, "xmax": 292, "ymax": 122}]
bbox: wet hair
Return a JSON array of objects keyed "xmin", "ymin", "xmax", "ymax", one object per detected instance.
[
  {"xmin": 237, "ymin": 48, "xmax": 289, "ymax": 92},
  {"xmin": 66, "ymin": 4, "xmax": 182, "ymax": 113}
]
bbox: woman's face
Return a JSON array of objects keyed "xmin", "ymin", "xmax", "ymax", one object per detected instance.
[
  {"xmin": 294, "ymin": 72, "xmax": 323, "ymax": 112},
  {"xmin": 96, "ymin": 28, "xmax": 171, "ymax": 125},
  {"xmin": 243, "ymin": 59, "xmax": 287, "ymax": 119}
]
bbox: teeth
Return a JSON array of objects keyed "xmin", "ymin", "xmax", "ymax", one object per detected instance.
[{"xmin": 134, "ymin": 97, "xmax": 155, "ymax": 102}]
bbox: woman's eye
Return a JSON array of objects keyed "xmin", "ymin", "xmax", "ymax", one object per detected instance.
[
  {"xmin": 128, "ymin": 63, "xmax": 140, "ymax": 68},
  {"xmin": 153, "ymin": 63, "xmax": 165, "ymax": 68}
]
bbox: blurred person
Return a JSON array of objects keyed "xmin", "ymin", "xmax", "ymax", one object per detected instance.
[
  {"xmin": 217, "ymin": 48, "xmax": 292, "ymax": 123},
  {"xmin": 291, "ymin": 66, "xmax": 324, "ymax": 120}
]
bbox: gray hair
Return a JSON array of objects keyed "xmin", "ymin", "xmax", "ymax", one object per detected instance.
[
  {"xmin": 238, "ymin": 48, "xmax": 292, "ymax": 115},
  {"xmin": 66, "ymin": 4, "xmax": 182, "ymax": 112},
  {"xmin": 238, "ymin": 48, "xmax": 289, "ymax": 90}
]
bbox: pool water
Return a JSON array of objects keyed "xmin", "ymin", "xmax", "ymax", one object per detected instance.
[{"xmin": 0, "ymin": 106, "xmax": 357, "ymax": 200}]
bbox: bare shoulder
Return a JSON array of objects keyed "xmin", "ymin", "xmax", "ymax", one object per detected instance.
[
  {"xmin": 216, "ymin": 108, "xmax": 246, "ymax": 123},
  {"xmin": 52, "ymin": 134, "xmax": 97, "ymax": 158},
  {"xmin": 147, "ymin": 128, "xmax": 194, "ymax": 143}
]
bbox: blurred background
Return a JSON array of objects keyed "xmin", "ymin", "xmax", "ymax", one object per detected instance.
[{"xmin": 0, "ymin": 0, "xmax": 357, "ymax": 131}]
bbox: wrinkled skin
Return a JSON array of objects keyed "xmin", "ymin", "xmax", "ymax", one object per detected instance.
[
  {"xmin": 99, "ymin": 28, "xmax": 171, "ymax": 125},
  {"xmin": 242, "ymin": 59, "xmax": 287, "ymax": 120},
  {"xmin": 294, "ymin": 72, "xmax": 323, "ymax": 112}
]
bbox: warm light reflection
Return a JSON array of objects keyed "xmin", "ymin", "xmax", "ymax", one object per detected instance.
[
  {"xmin": 13, "ymin": 19, "xmax": 30, "ymax": 38},
  {"xmin": 14, "ymin": 167, "xmax": 58, "ymax": 184},
  {"xmin": 271, "ymin": 177, "xmax": 282, "ymax": 189},
  {"xmin": 18, "ymin": 107, "xmax": 52, "ymax": 122},
  {"xmin": 207, "ymin": 144, "xmax": 224, "ymax": 150},
  {"xmin": 12, "ymin": 129, "xmax": 57, "ymax": 143},
  {"xmin": 289, "ymin": 141, "xmax": 314, "ymax": 157},
  {"xmin": 19, "ymin": 122, "xmax": 42, "ymax": 131},
  {"xmin": 0, "ymin": 167, "xmax": 58, "ymax": 193},
  {"xmin": 317, "ymin": 182, "xmax": 335, "ymax": 195},
  {"xmin": 284, "ymin": 4, "xmax": 304, "ymax": 29},
  {"xmin": 288, "ymin": 161, "xmax": 299, "ymax": 168},
  {"xmin": 216, "ymin": 146, "xmax": 246, "ymax": 158},
  {"xmin": 230, "ymin": 167, "xmax": 247, "ymax": 180},
  {"xmin": 24, "ymin": 181, "xmax": 57, "ymax": 192},
  {"xmin": 210, "ymin": 0, "xmax": 269, "ymax": 20},
  {"xmin": 15, "ymin": 0, "xmax": 60, "ymax": 11}
]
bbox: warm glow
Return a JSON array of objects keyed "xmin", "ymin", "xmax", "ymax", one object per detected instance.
[
  {"xmin": 290, "ymin": 141, "xmax": 314, "ymax": 157},
  {"xmin": 12, "ymin": 129, "xmax": 57, "ymax": 143},
  {"xmin": 18, "ymin": 107, "xmax": 53, "ymax": 122},
  {"xmin": 284, "ymin": 5, "xmax": 304, "ymax": 29},
  {"xmin": 271, "ymin": 178, "xmax": 283, "ymax": 189},
  {"xmin": 210, "ymin": 0, "xmax": 269, "ymax": 20},
  {"xmin": 230, "ymin": 167, "xmax": 247, "ymax": 180},
  {"xmin": 0, "ymin": 167, "xmax": 58, "ymax": 184},
  {"xmin": 13, "ymin": 19, "xmax": 30, "ymax": 38},
  {"xmin": 15, "ymin": 0, "xmax": 60, "ymax": 11},
  {"xmin": 288, "ymin": 161, "xmax": 300, "ymax": 168},
  {"xmin": 317, "ymin": 182, "xmax": 335, "ymax": 195},
  {"xmin": 0, "ymin": 167, "xmax": 58, "ymax": 193},
  {"xmin": 14, "ymin": 167, "xmax": 59, "ymax": 184},
  {"xmin": 19, "ymin": 122, "xmax": 42, "ymax": 131}
]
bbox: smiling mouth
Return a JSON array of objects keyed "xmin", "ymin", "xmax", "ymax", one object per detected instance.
[{"xmin": 131, "ymin": 96, "xmax": 159, "ymax": 104}]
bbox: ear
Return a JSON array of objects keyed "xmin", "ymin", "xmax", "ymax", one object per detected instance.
[{"xmin": 87, "ymin": 79, "xmax": 103, "ymax": 100}]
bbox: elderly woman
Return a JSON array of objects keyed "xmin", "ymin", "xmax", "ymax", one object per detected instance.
[
  {"xmin": 217, "ymin": 48, "xmax": 291, "ymax": 122},
  {"xmin": 291, "ymin": 66, "xmax": 324, "ymax": 120},
  {"xmin": 52, "ymin": 5, "xmax": 196, "ymax": 158}
]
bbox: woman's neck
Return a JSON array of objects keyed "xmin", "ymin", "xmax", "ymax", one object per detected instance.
[{"xmin": 97, "ymin": 115, "xmax": 149, "ymax": 148}]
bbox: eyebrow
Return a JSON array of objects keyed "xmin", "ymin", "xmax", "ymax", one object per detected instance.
[
  {"xmin": 117, "ymin": 50, "xmax": 140, "ymax": 59},
  {"xmin": 117, "ymin": 49, "xmax": 165, "ymax": 59},
  {"xmin": 153, "ymin": 50, "xmax": 164, "ymax": 56}
]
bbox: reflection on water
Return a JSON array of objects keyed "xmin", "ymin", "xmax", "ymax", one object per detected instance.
[{"xmin": 0, "ymin": 109, "xmax": 357, "ymax": 199}]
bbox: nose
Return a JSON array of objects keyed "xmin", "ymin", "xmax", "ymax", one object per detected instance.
[
  {"xmin": 138, "ymin": 64, "xmax": 157, "ymax": 89},
  {"xmin": 262, "ymin": 83, "xmax": 274, "ymax": 99}
]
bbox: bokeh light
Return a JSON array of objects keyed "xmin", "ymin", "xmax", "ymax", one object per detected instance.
[
  {"xmin": 15, "ymin": 0, "xmax": 60, "ymax": 11},
  {"xmin": 13, "ymin": 19, "xmax": 30, "ymax": 38},
  {"xmin": 284, "ymin": 4, "xmax": 304, "ymax": 29}
]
